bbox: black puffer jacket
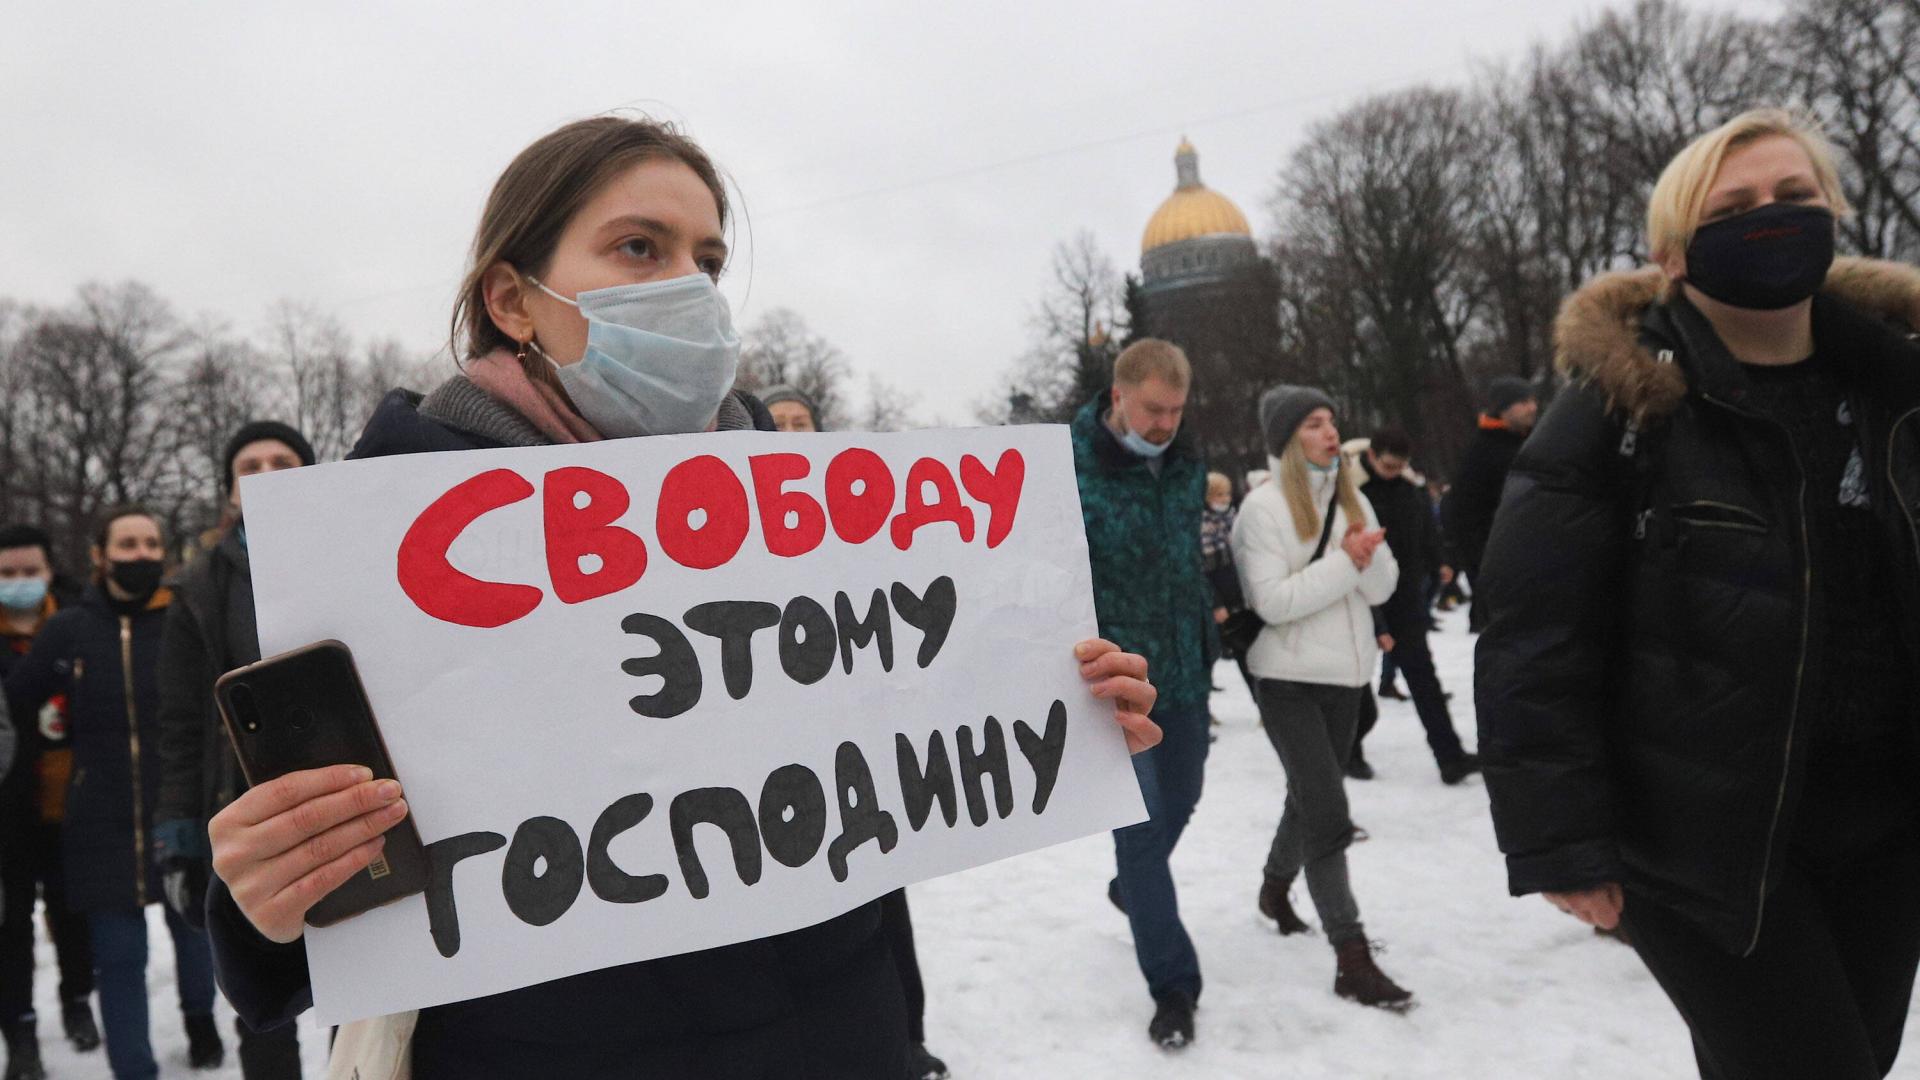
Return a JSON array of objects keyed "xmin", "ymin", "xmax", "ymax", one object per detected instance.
[
  {"xmin": 205, "ymin": 378, "xmax": 908, "ymax": 1079},
  {"xmin": 155, "ymin": 530, "xmax": 257, "ymax": 837},
  {"xmin": 1476, "ymin": 257, "xmax": 1920, "ymax": 956},
  {"xmin": 1442, "ymin": 421, "xmax": 1526, "ymax": 573},
  {"xmin": 5, "ymin": 584, "xmax": 173, "ymax": 911}
]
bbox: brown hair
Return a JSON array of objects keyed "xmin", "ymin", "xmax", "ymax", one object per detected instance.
[
  {"xmin": 1113, "ymin": 338, "xmax": 1192, "ymax": 391},
  {"xmin": 90, "ymin": 503, "xmax": 160, "ymax": 549},
  {"xmin": 449, "ymin": 116, "xmax": 730, "ymax": 365}
]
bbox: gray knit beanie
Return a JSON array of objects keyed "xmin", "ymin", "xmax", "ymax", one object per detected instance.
[
  {"xmin": 1258, "ymin": 385, "xmax": 1338, "ymax": 457},
  {"xmin": 758, "ymin": 384, "xmax": 815, "ymax": 413}
]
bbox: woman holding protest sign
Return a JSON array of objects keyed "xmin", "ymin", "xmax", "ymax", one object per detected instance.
[
  {"xmin": 5, "ymin": 508, "xmax": 225, "ymax": 1078},
  {"xmin": 200, "ymin": 115, "xmax": 1161, "ymax": 1080},
  {"xmin": 1230, "ymin": 387, "xmax": 1415, "ymax": 1011}
]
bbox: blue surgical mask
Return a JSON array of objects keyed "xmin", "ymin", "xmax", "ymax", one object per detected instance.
[
  {"xmin": 1114, "ymin": 410, "xmax": 1175, "ymax": 459},
  {"xmin": 528, "ymin": 273, "xmax": 741, "ymax": 438},
  {"xmin": 0, "ymin": 577, "xmax": 49, "ymax": 613}
]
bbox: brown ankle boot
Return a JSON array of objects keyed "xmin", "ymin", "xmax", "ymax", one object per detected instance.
[
  {"xmin": 1333, "ymin": 938, "xmax": 1413, "ymax": 1010},
  {"xmin": 1257, "ymin": 876, "xmax": 1311, "ymax": 935}
]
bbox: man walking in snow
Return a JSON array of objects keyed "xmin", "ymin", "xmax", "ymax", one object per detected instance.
[
  {"xmin": 1070, "ymin": 339, "xmax": 1216, "ymax": 1050},
  {"xmin": 1443, "ymin": 377, "xmax": 1538, "ymax": 632}
]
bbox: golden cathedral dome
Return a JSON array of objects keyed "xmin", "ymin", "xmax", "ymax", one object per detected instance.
[{"xmin": 1141, "ymin": 138, "xmax": 1251, "ymax": 254}]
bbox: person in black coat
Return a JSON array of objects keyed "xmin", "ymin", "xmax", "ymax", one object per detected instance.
[
  {"xmin": 202, "ymin": 115, "xmax": 1162, "ymax": 1080},
  {"xmin": 1357, "ymin": 430, "xmax": 1477, "ymax": 785},
  {"xmin": 1442, "ymin": 376, "xmax": 1537, "ymax": 632},
  {"xmin": 152, "ymin": 421, "xmax": 314, "ymax": 1080},
  {"xmin": 7, "ymin": 509, "xmax": 223, "ymax": 1078},
  {"xmin": 0, "ymin": 525, "xmax": 98, "ymax": 1080},
  {"xmin": 1477, "ymin": 109, "xmax": 1920, "ymax": 1079}
]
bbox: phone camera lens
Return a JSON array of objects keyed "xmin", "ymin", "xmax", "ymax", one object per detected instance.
[
  {"xmin": 289, "ymin": 706, "xmax": 314, "ymax": 732},
  {"xmin": 231, "ymin": 684, "xmax": 262, "ymax": 733}
]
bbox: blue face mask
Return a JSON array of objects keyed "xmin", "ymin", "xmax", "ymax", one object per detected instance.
[
  {"xmin": 1113, "ymin": 407, "xmax": 1175, "ymax": 459},
  {"xmin": 0, "ymin": 577, "xmax": 49, "ymax": 613},
  {"xmin": 529, "ymin": 273, "xmax": 741, "ymax": 438}
]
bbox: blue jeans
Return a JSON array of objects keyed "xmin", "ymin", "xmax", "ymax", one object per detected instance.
[
  {"xmin": 1111, "ymin": 703, "xmax": 1210, "ymax": 1003},
  {"xmin": 89, "ymin": 906, "xmax": 216, "ymax": 1080}
]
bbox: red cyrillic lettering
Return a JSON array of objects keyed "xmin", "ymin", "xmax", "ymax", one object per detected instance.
[
  {"xmin": 657, "ymin": 455, "xmax": 751, "ymax": 570},
  {"xmin": 889, "ymin": 458, "xmax": 976, "ymax": 550},
  {"xmin": 749, "ymin": 454, "xmax": 826, "ymax": 559},
  {"xmin": 396, "ymin": 469, "xmax": 542, "ymax": 628},
  {"xmin": 825, "ymin": 449, "xmax": 896, "ymax": 546},
  {"xmin": 543, "ymin": 467, "xmax": 648, "ymax": 604},
  {"xmin": 959, "ymin": 449, "xmax": 1026, "ymax": 549}
]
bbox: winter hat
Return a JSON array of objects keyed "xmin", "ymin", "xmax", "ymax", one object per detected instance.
[
  {"xmin": 1485, "ymin": 376, "xmax": 1537, "ymax": 416},
  {"xmin": 223, "ymin": 420, "xmax": 316, "ymax": 491},
  {"xmin": 1258, "ymin": 384, "xmax": 1337, "ymax": 458},
  {"xmin": 758, "ymin": 384, "xmax": 816, "ymax": 415}
]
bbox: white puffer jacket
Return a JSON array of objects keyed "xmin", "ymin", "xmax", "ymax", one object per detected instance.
[{"xmin": 1230, "ymin": 459, "xmax": 1398, "ymax": 688}]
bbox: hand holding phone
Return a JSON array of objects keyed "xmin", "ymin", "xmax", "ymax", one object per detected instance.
[
  {"xmin": 210, "ymin": 641, "xmax": 427, "ymax": 933},
  {"xmin": 209, "ymin": 764, "xmax": 410, "ymax": 942}
]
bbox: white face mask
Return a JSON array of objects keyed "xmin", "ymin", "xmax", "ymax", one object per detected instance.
[{"xmin": 528, "ymin": 273, "xmax": 741, "ymax": 438}]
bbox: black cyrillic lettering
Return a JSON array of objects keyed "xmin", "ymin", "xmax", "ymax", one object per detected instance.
[
  {"xmin": 757, "ymin": 764, "xmax": 829, "ymax": 868},
  {"xmin": 500, "ymin": 816, "xmax": 586, "ymax": 927},
  {"xmin": 669, "ymin": 787, "xmax": 763, "ymax": 899},
  {"xmin": 891, "ymin": 577, "xmax": 957, "ymax": 669},
  {"xmin": 834, "ymin": 589, "xmax": 895, "ymax": 675},
  {"xmin": 684, "ymin": 601, "xmax": 782, "ymax": 700},
  {"xmin": 896, "ymin": 730, "xmax": 958, "ymax": 831},
  {"xmin": 778, "ymin": 596, "xmax": 837, "ymax": 686},
  {"xmin": 424, "ymin": 831, "xmax": 507, "ymax": 958},
  {"xmin": 1013, "ymin": 700, "xmax": 1068, "ymax": 815},
  {"xmin": 958, "ymin": 718, "xmax": 1014, "ymax": 826},
  {"xmin": 587, "ymin": 793, "xmax": 669, "ymax": 904},
  {"xmin": 621, "ymin": 613, "xmax": 703, "ymax": 718},
  {"xmin": 828, "ymin": 742, "xmax": 898, "ymax": 881}
]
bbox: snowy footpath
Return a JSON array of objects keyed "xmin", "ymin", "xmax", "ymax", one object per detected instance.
[{"xmin": 27, "ymin": 609, "xmax": 1920, "ymax": 1077}]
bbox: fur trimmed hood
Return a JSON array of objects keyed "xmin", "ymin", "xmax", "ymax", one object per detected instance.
[{"xmin": 1554, "ymin": 256, "xmax": 1920, "ymax": 421}]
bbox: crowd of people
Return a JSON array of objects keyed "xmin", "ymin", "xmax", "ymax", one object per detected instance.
[{"xmin": 0, "ymin": 104, "xmax": 1916, "ymax": 1079}]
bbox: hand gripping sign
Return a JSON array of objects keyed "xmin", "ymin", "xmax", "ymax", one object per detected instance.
[{"xmin": 241, "ymin": 425, "xmax": 1147, "ymax": 1024}]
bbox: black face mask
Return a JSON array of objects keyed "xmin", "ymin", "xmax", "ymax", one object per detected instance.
[
  {"xmin": 1684, "ymin": 202, "xmax": 1835, "ymax": 311},
  {"xmin": 108, "ymin": 558, "xmax": 164, "ymax": 599}
]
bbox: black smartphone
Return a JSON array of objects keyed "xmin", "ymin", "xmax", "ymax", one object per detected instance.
[{"xmin": 214, "ymin": 639, "xmax": 428, "ymax": 927}]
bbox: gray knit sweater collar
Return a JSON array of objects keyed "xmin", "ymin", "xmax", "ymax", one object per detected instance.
[{"xmin": 419, "ymin": 375, "xmax": 754, "ymax": 447}]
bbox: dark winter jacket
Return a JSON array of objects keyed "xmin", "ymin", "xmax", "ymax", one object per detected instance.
[
  {"xmin": 1442, "ymin": 419, "xmax": 1527, "ymax": 572},
  {"xmin": 1, "ymin": 584, "xmax": 83, "ymax": 829},
  {"xmin": 154, "ymin": 530, "xmax": 257, "ymax": 842},
  {"xmin": 1361, "ymin": 459, "xmax": 1445, "ymax": 634},
  {"xmin": 6, "ymin": 584, "xmax": 173, "ymax": 911},
  {"xmin": 1475, "ymin": 257, "xmax": 1920, "ymax": 957},
  {"xmin": 1070, "ymin": 396, "xmax": 1216, "ymax": 711},
  {"xmin": 205, "ymin": 376, "xmax": 909, "ymax": 1080}
]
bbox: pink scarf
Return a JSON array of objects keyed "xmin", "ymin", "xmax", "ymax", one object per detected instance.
[{"xmin": 464, "ymin": 348, "xmax": 603, "ymax": 444}]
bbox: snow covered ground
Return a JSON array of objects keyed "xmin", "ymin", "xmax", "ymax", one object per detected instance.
[{"xmin": 24, "ymin": 608, "xmax": 1920, "ymax": 1077}]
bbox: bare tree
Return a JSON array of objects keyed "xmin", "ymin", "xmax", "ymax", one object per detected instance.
[
  {"xmin": 1270, "ymin": 87, "xmax": 1487, "ymax": 454},
  {"xmin": 981, "ymin": 231, "xmax": 1125, "ymax": 424},
  {"xmin": 848, "ymin": 375, "xmax": 920, "ymax": 432},
  {"xmin": 1784, "ymin": 0, "xmax": 1920, "ymax": 259},
  {"xmin": 734, "ymin": 308, "xmax": 852, "ymax": 428}
]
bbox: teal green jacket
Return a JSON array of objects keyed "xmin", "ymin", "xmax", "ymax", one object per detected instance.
[{"xmin": 1070, "ymin": 396, "xmax": 1217, "ymax": 712}]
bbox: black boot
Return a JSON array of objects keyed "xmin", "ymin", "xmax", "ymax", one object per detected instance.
[
  {"xmin": 62, "ymin": 996, "xmax": 101, "ymax": 1052},
  {"xmin": 1439, "ymin": 753, "xmax": 1482, "ymax": 786},
  {"xmin": 906, "ymin": 1041, "xmax": 950, "ymax": 1079},
  {"xmin": 1147, "ymin": 990, "xmax": 1195, "ymax": 1049},
  {"xmin": 1333, "ymin": 938, "xmax": 1414, "ymax": 1011},
  {"xmin": 3, "ymin": 1018, "xmax": 46, "ymax": 1080},
  {"xmin": 1345, "ymin": 748, "xmax": 1375, "ymax": 781},
  {"xmin": 185, "ymin": 1013, "xmax": 225, "ymax": 1069},
  {"xmin": 1257, "ymin": 876, "xmax": 1311, "ymax": 935}
]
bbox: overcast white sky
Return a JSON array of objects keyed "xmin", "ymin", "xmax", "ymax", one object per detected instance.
[{"xmin": 4, "ymin": 0, "xmax": 1779, "ymax": 425}]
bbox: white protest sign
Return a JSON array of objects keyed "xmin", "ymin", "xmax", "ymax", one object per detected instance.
[{"xmin": 242, "ymin": 424, "xmax": 1146, "ymax": 1025}]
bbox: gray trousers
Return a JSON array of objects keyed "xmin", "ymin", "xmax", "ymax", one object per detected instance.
[{"xmin": 1256, "ymin": 678, "xmax": 1365, "ymax": 945}]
